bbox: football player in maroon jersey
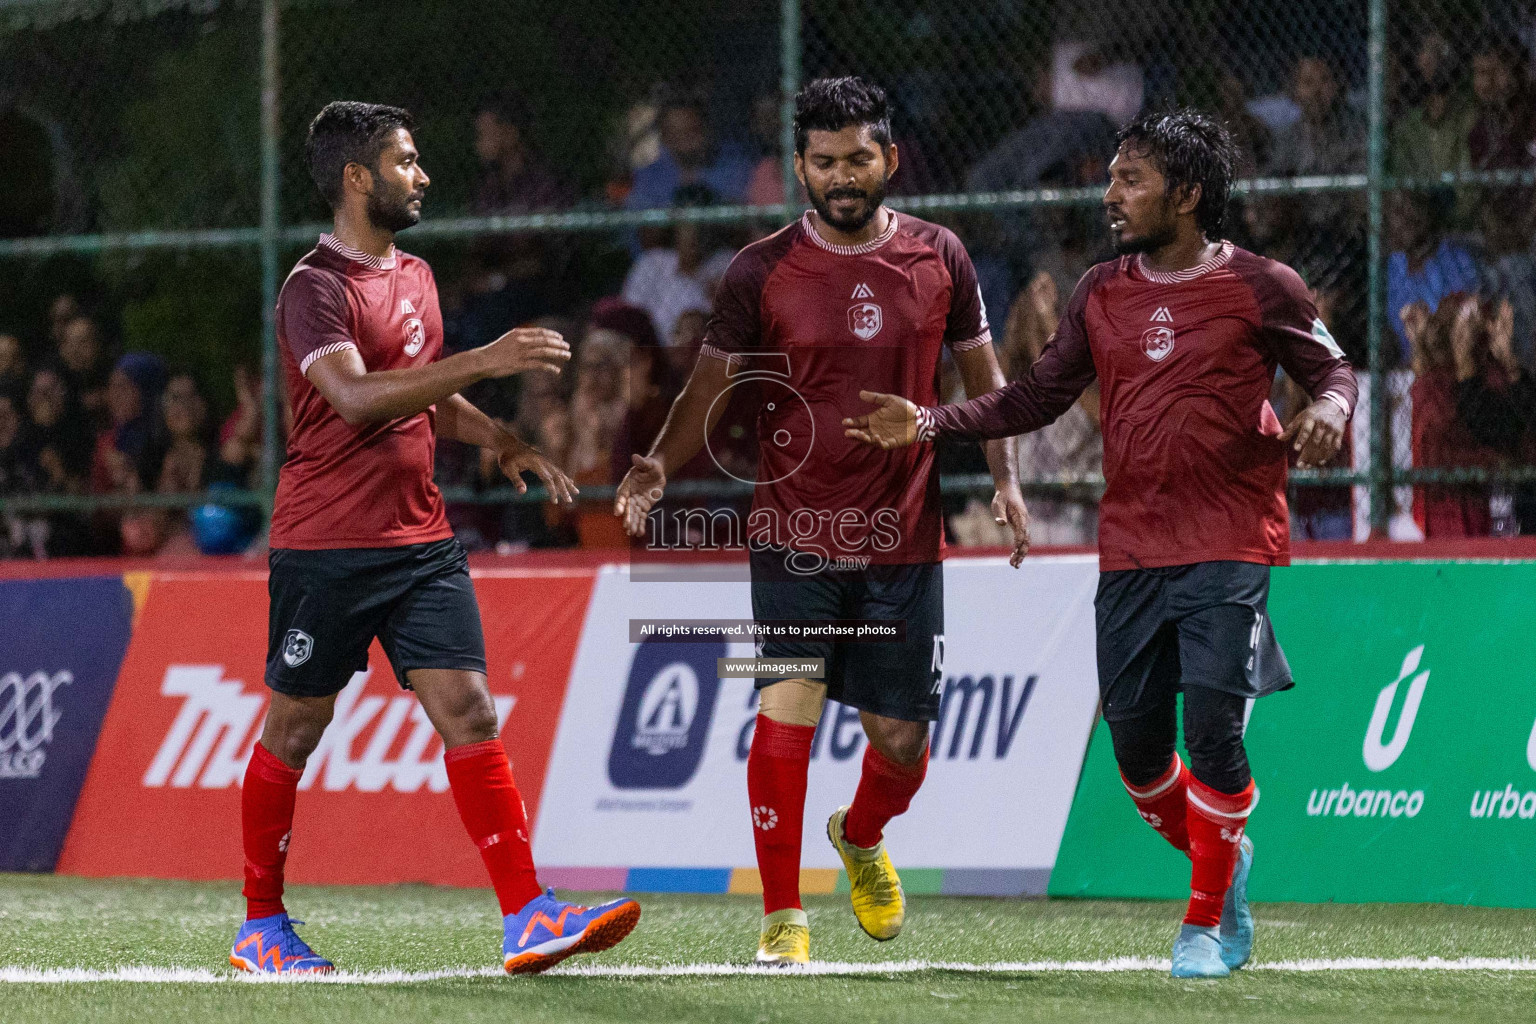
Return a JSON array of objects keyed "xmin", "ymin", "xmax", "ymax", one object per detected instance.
[
  {"xmin": 845, "ymin": 109, "xmax": 1356, "ymax": 978},
  {"xmin": 233, "ymin": 102, "xmax": 638, "ymax": 977},
  {"xmin": 615, "ymin": 77, "xmax": 1030, "ymax": 963}
]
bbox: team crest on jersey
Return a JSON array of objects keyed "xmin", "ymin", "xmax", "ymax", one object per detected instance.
[
  {"xmin": 403, "ymin": 318, "xmax": 426, "ymax": 357},
  {"xmin": 1142, "ymin": 326, "xmax": 1175, "ymax": 362},
  {"xmin": 848, "ymin": 301, "xmax": 883, "ymax": 340}
]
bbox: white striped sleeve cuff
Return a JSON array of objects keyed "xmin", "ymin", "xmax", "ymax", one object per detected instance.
[
  {"xmin": 300, "ymin": 340, "xmax": 359, "ymax": 376},
  {"xmin": 949, "ymin": 329, "xmax": 994, "ymax": 353},
  {"xmin": 699, "ymin": 343, "xmax": 742, "ymax": 368},
  {"xmin": 914, "ymin": 405, "xmax": 938, "ymax": 443}
]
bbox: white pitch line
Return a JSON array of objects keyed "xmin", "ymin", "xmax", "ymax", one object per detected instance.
[{"xmin": 6, "ymin": 957, "xmax": 1536, "ymax": 984}]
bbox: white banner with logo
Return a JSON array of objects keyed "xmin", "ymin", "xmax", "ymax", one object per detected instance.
[{"xmin": 533, "ymin": 554, "xmax": 1101, "ymax": 882}]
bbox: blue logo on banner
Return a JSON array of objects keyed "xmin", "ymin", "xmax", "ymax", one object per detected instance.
[
  {"xmin": 607, "ymin": 639, "xmax": 723, "ymax": 790},
  {"xmin": 0, "ymin": 577, "xmax": 133, "ymax": 871}
]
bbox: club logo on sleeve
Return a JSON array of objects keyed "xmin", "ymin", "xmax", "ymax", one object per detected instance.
[
  {"xmin": 848, "ymin": 302, "xmax": 883, "ymax": 341},
  {"xmin": 281, "ymin": 630, "xmax": 313, "ymax": 668},
  {"xmin": 403, "ymin": 318, "xmax": 426, "ymax": 357},
  {"xmin": 1142, "ymin": 326, "xmax": 1175, "ymax": 362}
]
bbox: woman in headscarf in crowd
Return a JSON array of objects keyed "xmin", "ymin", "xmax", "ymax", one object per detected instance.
[
  {"xmin": 556, "ymin": 298, "xmax": 679, "ymax": 549},
  {"xmin": 91, "ymin": 352, "xmax": 168, "ymax": 495},
  {"xmin": 90, "ymin": 351, "xmax": 169, "ymax": 554}
]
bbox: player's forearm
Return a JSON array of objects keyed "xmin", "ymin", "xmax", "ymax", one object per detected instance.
[
  {"xmin": 646, "ymin": 355, "xmax": 731, "ymax": 475},
  {"xmin": 330, "ymin": 349, "xmax": 493, "ymax": 425},
  {"xmin": 920, "ymin": 380, "xmax": 1051, "ymax": 443},
  {"xmin": 956, "ymin": 348, "xmax": 1021, "ymax": 492},
  {"xmin": 984, "ymin": 438, "xmax": 1019, "ymax": 491},
  {"xmin": 436, "ymin": 393, "xmax": 512, "ymax": 449}
]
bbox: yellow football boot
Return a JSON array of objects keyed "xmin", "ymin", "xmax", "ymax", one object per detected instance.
[
  {"xmin": 755, "ymin": 908, "xmax": 810, "ymax": 965},
  {"xmin": 827, "ymin": 805, "xmax": 905, "ymax": 941}
]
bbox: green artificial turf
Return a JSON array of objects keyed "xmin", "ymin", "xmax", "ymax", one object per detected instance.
[{"xmin": 4, "ymin": 873, "xmax": 1535, "ymax": 1023}]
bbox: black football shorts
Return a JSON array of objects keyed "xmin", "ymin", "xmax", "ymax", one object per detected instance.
[
  {"xmin": 749, "ymin": 546, "xmax": 944, "ymax": 722},
  {"xmin": 1094, "ymin": 560, "xmax": 1291, "ymax": 721},
  {"xmin": 265, "ymin": 537, "xmax": 487, "ymax": 698}
]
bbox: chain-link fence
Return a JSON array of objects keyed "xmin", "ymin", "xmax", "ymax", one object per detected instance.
[{"xmin": 1, "ymin": 0, "xmax": 1534, "ymax": 556}]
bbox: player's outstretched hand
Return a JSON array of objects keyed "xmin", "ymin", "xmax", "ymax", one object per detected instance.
[
  {"xmin": 482, "ymin": 327, "xmax": 571, "ymax": 378},
  {"xmin": 614, "ymin": 453, "xmax": 666, "ymax": 538},
  {"xmin": 1280, "ymin": 398, "xmax": 1348, "ymax": 469},
  {"xmin": 843, "ymin": 391, "xmax": 920, "ymax": 449},
  {"xmin": 991, "ymin": 487, "xmax": 1031, "ymax": 567},
  {"xmin": 496, "ymin": 438, "xmax": 579, "ymax": 504}
]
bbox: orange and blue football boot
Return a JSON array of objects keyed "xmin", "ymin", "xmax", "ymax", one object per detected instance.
[
  {"xmin": 502, "ymin": 888, "xmax": 641, "ymax": 974},
  {"xmin": 229, "ymin": 914, "xmax": 334, "ymax": 975}
]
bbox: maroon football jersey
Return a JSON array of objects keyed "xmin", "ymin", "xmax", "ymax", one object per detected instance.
[
  {"xmin": 702, "ymin": 212, "xmax": 992, "ymax": 564},
  {"xmin": 920, "ymin": 242, "xmax": 1358, "ymax": 570},
  {"xmin": 269, "ymin": 234, "xmax": 452, "ymax": 550}
]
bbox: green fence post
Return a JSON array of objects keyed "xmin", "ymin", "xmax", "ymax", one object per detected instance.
[
  {"xmin": 259, "ymin": 0, "xmax": 282, "ymax": 522},
  {"xmin": 779, "ymin": 0, "xmax": 801, "ymax": 226},
  {"xmin": 1365, "ymin": 0, "xmax": 1388, "ymax": 535}
]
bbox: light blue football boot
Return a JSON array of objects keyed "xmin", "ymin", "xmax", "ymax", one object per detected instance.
[
  {"xmin": 1220, "ymin": 834, "xmax": 1255, "ymax": 970},
  {"xmin": 1170, "ymin": 923, "xmax": 1229, "ymax": 978}
]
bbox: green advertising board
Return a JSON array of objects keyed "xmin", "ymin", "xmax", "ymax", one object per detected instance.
[{"xmin": 1049, "ymin": 560, "xmax": 1536, "ymax": 906}]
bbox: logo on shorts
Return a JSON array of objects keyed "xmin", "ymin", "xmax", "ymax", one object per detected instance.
[
  {"xmin": 282, "ymin": 630, "xmax": 313, "ymax": 669},
  {"xmin": 848, "ymin": 302, "xmax": 883, "ymax": 341},
  {"xmin": 403, "ymin": 318, "xmax": 426, "ymax": 357},
  {"xmin": 1142, "ymin": 326, "xmax": 1175, "ymax": 362},
  {"xmin": 607, "ymin": 639, "xmax": 723, "ymax": 790}
]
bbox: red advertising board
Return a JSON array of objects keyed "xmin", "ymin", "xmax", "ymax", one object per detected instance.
[{"xmin": 57, "ymin": 568, "xmax": 595, "ymax": 886}]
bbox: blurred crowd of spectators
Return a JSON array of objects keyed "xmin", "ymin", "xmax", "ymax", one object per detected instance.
[
  {"xmin": 0, "ymin": 294, "xmax": 268, "ymax": 557},
  {"xmin": 8, "ymin": 25, "xmax": 1536, "ymax": 558}
]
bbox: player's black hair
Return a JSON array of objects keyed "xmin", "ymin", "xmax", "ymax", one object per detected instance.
[
  {"xmin": 305, "ymin": 101, "xmax": 416, "ymax": 208},
  {"xmin": 1116, "ymin": 109, "xmax": 1236, "ymax": 239},
  {"xmin": 792, "ymin": 76, "xmax": 891, "ymax": 154}
]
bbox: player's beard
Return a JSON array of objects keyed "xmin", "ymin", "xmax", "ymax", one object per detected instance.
[
  {"xmin": 809, "ymin": 175, "xmax": 889, "ymax": 234},
  {"xmin": 1110, "ymin": 201, "xmax": 1178, "ymax": 256},
  {"xmin": 365, "ymin": 180, "xmax": 423, "ymax": 234}
]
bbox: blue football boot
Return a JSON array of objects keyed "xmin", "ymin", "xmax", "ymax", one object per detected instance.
[
  {"xmin": 1170, "ymin": 923, "xmax": 1229, "ymax": 979},
  {"xmin": 502, "ymin": 888, "xmax": 641, "ymax": 974},
  {"xmin": 1221, "ymin": 834, "xmax": 1255, "ymax": 970},
  {"xmin": 229, "ymin": 913, "xmax": 334, "ymax": 974}
]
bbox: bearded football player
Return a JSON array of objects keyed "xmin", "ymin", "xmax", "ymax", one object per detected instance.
[
  {"xmin": 614, "ymin": 77, "xmax": 1029, "ymax": 964},
  {"xmin": 844, "ymin": 109, "xmax": 1357, "ymax": 978},
  {"xmin": 231, "ymin": 101, "xmax": 639, "ymax": 976}
]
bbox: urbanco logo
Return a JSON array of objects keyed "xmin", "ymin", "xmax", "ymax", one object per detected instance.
[
  {"xmin": 607, "ymin": 639, "xmax": 724, "ymax": 790},
  {"xmin": 1363, "ymin": 645, "xmax": 1429, "ymax": 772}
]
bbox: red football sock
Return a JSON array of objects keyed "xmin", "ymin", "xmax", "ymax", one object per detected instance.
[
  {"xmin": 842, "ymin": 743, "xmax": 928, "ymax": 848},
  {"xmin": 747, "ymin": 716, "xmax": 814, "ymax": 915},
  {"xmin": 242, "ymin": 742, "xmax": 301, "ymax": 920},
  {"xmin": 1121, "ymin": 753, "xmax": 1192, "ymax": 855},
  {"xmin": 444, "ymin": 739, "xmax": 543, "ymax": 916},
  {"xmin": 1184, "ymin": 776, "xmax": 1257, "ymax": 927}
]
